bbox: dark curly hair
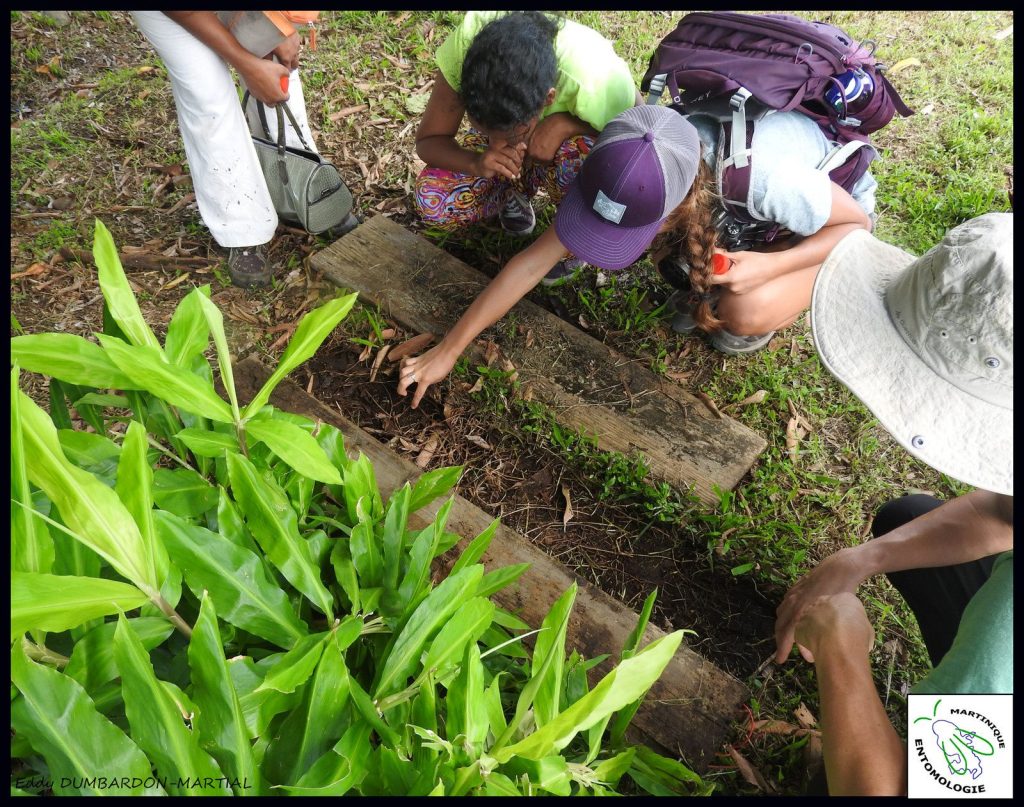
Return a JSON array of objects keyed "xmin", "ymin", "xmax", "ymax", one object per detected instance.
[{"xmin": 460, "ymin": 12, "xmax": 561, "ymax": 132}]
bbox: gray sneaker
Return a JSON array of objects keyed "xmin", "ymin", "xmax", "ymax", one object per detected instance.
[
  {"xmin": 541, "ymin": 257, "xmax": 585, "ymax": 287},
  {"xmin": 227, "ymin": 244, "xmax": 271, "ymax": 289},
  {"xmin": 499, "ymin": 189, "xmax": 536, "ymax": 236},
  {"xmin": 709, "ymin": 327, "xmax": 776, "ymax": 355}
]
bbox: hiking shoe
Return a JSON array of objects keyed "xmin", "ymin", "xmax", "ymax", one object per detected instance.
[
  {"xmin": 227, "ymin": 244, "xmax": 271, "ymax": 289},
  {"xmin": 666, "ymin": 289, "xmax": 699, "ymax": 334},
  {"xmin": 709, "ymin": 327, "xmax": 776, "ymax": 356},
  {"xmin": 540, "ymin": 257, "xmax": 585, "ymax": 287},
  {"xmin": 499, "ymin": 189, "xmax": 536, "ymax": 236}
]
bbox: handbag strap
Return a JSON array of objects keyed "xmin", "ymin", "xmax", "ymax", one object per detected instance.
[{"xmin": 241, "ymin": 90, "xmax": 315, "ymax": 186}]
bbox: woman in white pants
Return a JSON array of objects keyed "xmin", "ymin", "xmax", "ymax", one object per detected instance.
[{"xmin": 131, "ymin": 11, "xmax": 320, "ymax": 287}]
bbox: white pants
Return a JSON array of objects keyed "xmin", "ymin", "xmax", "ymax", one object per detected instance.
[{"xmin": 131, "ymin": 11, "xmax": 319, "ymax": 248}]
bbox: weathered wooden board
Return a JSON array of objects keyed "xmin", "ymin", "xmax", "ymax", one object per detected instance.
[
  {"xmin": 311, "ymin": 215, "xmax": 766, "ymax": 505},
  {"xmin": 234, "ymin": 357, "xmax": 748, "ymax": 770}
]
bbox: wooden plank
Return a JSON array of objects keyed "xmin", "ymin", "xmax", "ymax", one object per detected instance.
[
  {"xmin": 311, "ymin": 215, "xmax": 767, "ymax": 505},
  {"xmin": 234, "ymin": 356, "xmax": 748, "ymax": 770}
]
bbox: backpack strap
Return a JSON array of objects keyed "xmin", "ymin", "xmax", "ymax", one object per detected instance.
[{"xmin": 816, "ymin": 139, "xmax": 872, "ymax": 174}]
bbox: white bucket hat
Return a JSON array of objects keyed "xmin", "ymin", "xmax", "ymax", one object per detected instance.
[{"xmin": 811, "ymin": 213, "xmax": 1013, "ymax": 495}]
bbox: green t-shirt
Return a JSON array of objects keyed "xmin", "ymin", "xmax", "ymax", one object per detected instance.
[
  {"xmin": 912, "ymin": 550, "xmax": 1013, "ymax": 694},
  {"xmin": 434, "ymin": 11, "xmax": 637, "ymax": 131}
]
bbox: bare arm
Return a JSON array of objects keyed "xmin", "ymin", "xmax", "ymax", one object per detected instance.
[
  {"xmin": 414, "ymin": 70, "xmax": 524, "ymax": 180},
  {"xmin": 796, "ymin": 594, "xmax": 907, "ymax": 796},
  {"xmin": 396, "ymin": 227, "xmax": 568, "ymax": 408},
  {"xmin": 712, "ymin": 183, "xmax": 870, "ymax": 295},
  {"xmin": 775, "ymin": 491, "xmax": 1012, "ymax": 662},
  {"xmin": 526, "ymin": 112, "xmax": 599, "ymax": 162},
  {"xmin": 162, "ymin": 11, "xmax": 289, "ymax": 105}
]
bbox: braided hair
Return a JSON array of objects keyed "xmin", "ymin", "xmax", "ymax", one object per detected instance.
[{"xmin": 650, "ymin": 156, "xmax": 723, "ymax": 332}]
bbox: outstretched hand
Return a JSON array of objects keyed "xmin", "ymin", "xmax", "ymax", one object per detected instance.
[
  {"xmin": 774, "ymin": 548, "xmax": 866, "ymax": 664},
  {"xmin": 397, "ymin": 343, "xmax": 457, "ymax": 409}
]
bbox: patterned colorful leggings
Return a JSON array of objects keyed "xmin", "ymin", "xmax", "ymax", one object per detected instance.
[{"xmin": 415, "ymin": 131, "xmax": 595, "ymax": 231}]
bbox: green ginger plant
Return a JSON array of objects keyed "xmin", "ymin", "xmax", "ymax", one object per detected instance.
[{"xmin": 10, "ymin": 220, "xmax": 710, "ymax": 796}]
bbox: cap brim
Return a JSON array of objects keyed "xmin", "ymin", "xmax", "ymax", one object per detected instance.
[
  {"xmin": 554, "ymin": 179, "xmax": 662, "ymax": 271},
  {"xmin": 811, "ymin": 229, "xmax": 1013, "ymax": 495}
]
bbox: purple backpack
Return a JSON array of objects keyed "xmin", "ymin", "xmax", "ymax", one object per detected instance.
[{"xmin": 641, "ymin": 12, "xmax": 914, "ymax": 246}]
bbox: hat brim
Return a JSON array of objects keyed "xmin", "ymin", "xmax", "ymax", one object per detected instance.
[
  {"xmin": 811, "ymin": 229, "xmax": 1013, "ymax": 495},
  {"xmin": 554, "ymin": 178, "xmax": 663, "ymax": 271}
]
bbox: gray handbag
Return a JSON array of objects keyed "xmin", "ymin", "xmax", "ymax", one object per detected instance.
[{"xmin": 244, "ymin": 91, "xmax": 354, "ymax": 235}]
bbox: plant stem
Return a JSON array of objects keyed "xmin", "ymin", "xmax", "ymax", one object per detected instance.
[
  {"xmin": 450, "ymin": 761, "xmax": 481, "ymax": 797},
  {"xmin": 154, "ymin": 595, "xmax": 193, "ymax": 638},
  {"xmin": 236, "ymin": 421, "xmax": 250, "ymax": 459},
  {"xmin": 22, "ymin": 637, "xmax": 70, "ymax": 667},
  {"xmin": 145, "ymin": 435, "xmax": 197, "ymax": 472}
]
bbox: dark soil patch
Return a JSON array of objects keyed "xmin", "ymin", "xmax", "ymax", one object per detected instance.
[{"xmin": 304, "ymin": 331, "xmax": 780, "ymax": 678}]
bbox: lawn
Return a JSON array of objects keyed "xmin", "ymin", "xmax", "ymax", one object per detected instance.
[{"xmin": 9, "ymin": 9, "xmax": 1013, "ymax": 796}]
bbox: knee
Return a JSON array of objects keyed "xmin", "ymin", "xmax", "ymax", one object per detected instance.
[
  {"xmin": 871, "ymin": 494, "xmax": 944, "ymax": 538},
  {"xmin": 717, "ymin": 305, "xmax": 780, "ymax": 337}
]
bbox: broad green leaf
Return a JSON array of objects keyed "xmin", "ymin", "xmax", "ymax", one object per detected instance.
[
  {"xmin": 284, "ymin": 722, "xmax": 372, "ymax": 795},
  {"xmin": 113, "ymin": 614, "xmax": 231, "ymax": 795},
  {"xmin": 532, "ymin": 584, "xmax": 576, "ymax": 729},
  {"xmin": 428, "ymin": 780, "xmax": 447, "ymax": 796},
  {"xmin": 242, "ymin": 293, "xmax": 357, "ymax": 419},
  {"xmin": 592, "ymin": 747, "xmax": 636, "ymax": 786},
  {"xmin": 57, "ymin": 429, "xmax": 121, "ymax": 481},
  {"xmin": 73, "ymin": 392, "xmax": 131, "ymax": 408},
  {"xmin": 188, "ymin": 592, "xmax": 260, "ymax": 795},
  {"xmin": 410, "ymin": 674, "xmax": 438, "ymax": 767},
  {"xmin": 163, "ymin": 285, "xmax": 211, "ymax": 366},
  {"xmin": 342, "ymin": 452, "xmax": 382, "ymax": 525},
  {"xmin": 233, "ymin": 662, "xmax": 301, "ymax": 741},
  {"xmin": 97, "ymin": 335, "xmax": 233, "ymax": 423},
  {"xmin": 330, "ymin": 541, "xmax": 360, "ymax": 613},
  {"xmin": 449, "ymin": 517, "xmax": 499, "ymax": 577},
  {"xmin": 11, "ymin": 367, "xmax": 54, "ymax": 574},
  {"xmin": 503, "ymin": 756, "xmax": 572, "ymax": 796},
  {"xmin": 10, "ymin": 642, "xmax": 165, "ymax": 795},
  {"xmin": 263, "ymin": 630, "xmax": 351, "ymax": 784},
  {"xmin": 93, "ymin": 219, "xmax": 161, "ymax": 349},
  {"xmin": 382, "ymin": 484, "xmax": 411, "ymax": 591},
  {"xmin": 19, "ymin": 389, "xmax": 160, "ymax": 597},
  {"xmin": 215, "ymin": 487, "xmax": 265, "ymax": 560},
  {"xmin": 494, "ymin": 631, "xmax": 684, "ymax": 763},
  {"xmin": 491, "ymin": 589, "xmax": 576, "ymax": 755},
  {"xmin": 226, "ymin": 452, "xmax": 334, "ymax": 618},
  {"xmin": 49, "ymin": 377, "xmax": 74, "ymax": 430},
  {"xmin": 408, "ymin": 465, "xmax": 463, "ymax": 513},
  {"xmin": 445, "ymin": 641, "xmax": 488, "ymax": 759},
  {"xmin": 420, "ymin": 596, "xmax": 494, "ymax": 680},
  {"xmin": 117, "ymin": 420, "xmax": 170, "ymax": 590},
  {"xmin": 175, "ymin": 427, "xmax": 239, "ymax": 458},
  {"xmin": 195, "ymin": 291, "xmax": 240, "ymax": 421},
  {"xmin": 475, "ymin": 562, "xmax": 530, "ymax": 599},
  {"xmin": 630, "ymin": 745, "xmax": 710, "ymax": 794},
  {"xmin": 11, "ymin": 572, "xmax": 147, "ymax": 638},
  {"xmin": 483, "ymin": 672, "xmax": 508, "ymax": 738},
  {"xmin": 349, "ymin": 498, "xmax": 382, "ymax": 588},
  {"xmin": 373, "ymin": 564, "xmax": 484, "ymax": 699},
  {"xmin": 11, "ymin": 333, "xmax": 139, "ymax": 389},
  {"xmin": 608, "ymin": 589, "xmax": 658, "ymax": 749},
  {"xmin": 152, "ymin": 467, "xmax": 219, "ymax": 518},
  {"xmin": 349, "ymin": 674, "xmax": 402, "ymax": 749},
  {"xmin": 65, "ymin": 617, "xmax": 174, "ymax": 694},
  {"xmin": 483, "ymin": 772, "xmax": 521, "ymax": 796},
  {"xmin": 156, "ymin": 510, "xmax": 307, "ymax": 649},
  {"xmin": 254, "ymin": 632, "xmax": 326, "ymax": 695},
  {"xmin": 396, "ymin": 499, "xmax": 454, "ymax": 613},
  {"xmin": 246, "ymin": 415, "xmax": 342, "ymax": 484}
]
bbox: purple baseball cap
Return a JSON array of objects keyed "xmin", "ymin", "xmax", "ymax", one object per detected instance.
[{"xmin": 555, "ymin": 105, "xmax": 701, "ymax": 271}]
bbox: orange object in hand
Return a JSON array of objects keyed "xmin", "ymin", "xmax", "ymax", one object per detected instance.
[
  {"xmin": 280, "ymin": 75, "xmax": 289, "ymax": 94},
  {"xmin": 712, "ymin": 253, "xmax": 731, "ymax": 275}
]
